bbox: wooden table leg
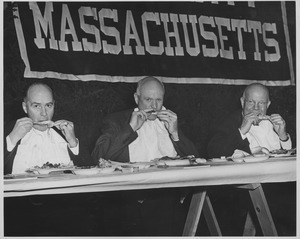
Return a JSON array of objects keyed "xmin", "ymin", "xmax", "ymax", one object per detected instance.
[
  {"xmin": 183, "ymin": 189, "xmax": 221, "ymax": 236},
  {"xmin": 248, "ymin": 184, "xmax": 278, "ymax": 236},
  {"xmin": 243, "ymin": 211, "xmax": 256, "ymax": 236},
  {"xmin": 238, "ymin": 183, "xmax": 278, "ymax": 236},
  {"xmin": 203, "ymin": 193, "xmax": 222, "ymax": 236}
]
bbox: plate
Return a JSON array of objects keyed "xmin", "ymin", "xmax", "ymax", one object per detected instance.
[
  {"xmin": 99, "ymin": 167, "xmax": 116, "ymax": 174},
  {"xmin": 73, "ymin": 168, "xmax": 101, "ymax": 175},
  {"xmin": 157, "ymin": 159, "xmax": 193, "ymax": 167},
  {"xmin": 242, "ymin": 154, "xmax": 269, "ymax": 162},
  {"xmin": 269, "ymin": 149, "xmax": 294, "ymax": 157},
  {"xmin": 109, "ymin": 161, "xmax": 153, "ymax": 170},
  {"xmin": 28, "ymin": 167, "xmax": 75, "ymax": 175}
]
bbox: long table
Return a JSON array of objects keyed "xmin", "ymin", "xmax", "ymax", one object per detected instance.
[{"xmin": 3, "ymin": 156, "xmax": 296, "ymax": 236}]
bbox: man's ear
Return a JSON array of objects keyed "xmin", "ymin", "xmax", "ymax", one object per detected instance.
[
  {"xmin": 240, "ymin": 97, "xmax": 244, "ymax": 108},
  {"xmin": 267, "ymin": 100, "xmax": 271, "ymax": 109},
  {"xmin": 22, "ymin": 102, "xmax": 27, "ymax": 114},
  {"xmin": 134, "ymin": 93, "xmax": 139, "ymax": 105}
]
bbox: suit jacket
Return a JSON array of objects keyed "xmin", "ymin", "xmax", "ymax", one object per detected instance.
[
  {"xmin": 4, "ymin": 120, "xmax": 92, "ymax": 175},
  {"xmin": 91, "ymin": 109, "xmax": 199, "ymax": 163},
  {"xmin": 207, "ymin": 110, "xmax": 251, "ymax": 158}
]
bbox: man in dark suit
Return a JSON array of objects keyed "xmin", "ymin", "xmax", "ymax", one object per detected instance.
[
  {"xmin": 92, "ymin": 76, "xmax": 198, "ymax": 163},
  {"xmin": 208, "ymin": 82, "xmax": 291, "ymax": 158},
  {"xmin": 91, "ymin": 76, "xmax": 198, "ymax": 236}
]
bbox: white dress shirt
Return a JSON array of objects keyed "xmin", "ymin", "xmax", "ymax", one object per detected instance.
[
  {"xmin": 6, "ymin": 128, "xmax": 78, "ymax": 174},
  {"xmin": 239, "ymin": 120, "xmax": 292, "ymax": 152}
]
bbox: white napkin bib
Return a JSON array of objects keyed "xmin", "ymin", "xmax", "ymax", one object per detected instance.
[
  {"xmin": 12, "ymin": 128, "xmax": 72, "ymax": 174},
  {"xmin": 246, "ymin": 120, "xmax": 291, "ymax": 152},
  {"xmin": 129, "ymin": 108, "xmax": 177, "ymax": 162}
]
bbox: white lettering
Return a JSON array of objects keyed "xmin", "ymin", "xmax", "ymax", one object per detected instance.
[
  {"xmin": 142, "ymin": 12, "xmax": 164, "ymax": 55},
  {"xmin": 99, "ymin": 8, "xmax": 122, "ymax": 55},
  {"xmin": 59, "ymin": 4, "xmax": 82, "ymax": 51},
  {"xmin": 263, "ymin": 23, "xmax": 280, "ymax": 61},
  {"xmin": 123, "ymin": 10, "xmax": 145, "ymax": 55},
  {"xmin": 79, "ymin": 6, "xmax": 101, "ymax": 52},
  {"xmin": 29, "ymin": 2, "xmax": 58, "ymax": 50}
]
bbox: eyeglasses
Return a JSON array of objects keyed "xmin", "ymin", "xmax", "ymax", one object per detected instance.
[{"xmin": 244, "ymin": 99, "xmax": 268, "ymax": 108}]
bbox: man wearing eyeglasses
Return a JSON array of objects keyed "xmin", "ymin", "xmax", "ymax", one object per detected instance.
[{"xmin": 207, "ymin": 83, "xmax": 292, "ymax": 158}]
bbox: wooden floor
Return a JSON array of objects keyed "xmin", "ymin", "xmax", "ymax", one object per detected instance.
[{"xmin": 4, "ymin": 182, "xmax": 296, "ymax": 236}]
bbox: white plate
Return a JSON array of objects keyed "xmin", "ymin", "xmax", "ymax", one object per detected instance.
[
  {"xmin": 109, "ymin": 161, "xmax": 153, "ymax": 170},
  {"xmin": 99, "ymin": 167, "xmax": 116, "ymax": 174},
  {"xmin": 242, "ymin": 154, "xmax": 269, "ymax": 162},
  {"xmin": 29, "ymin": 167, "xmax": 74, "ymax": 174},
  {"xmin": 73, "ymin": 168, "xmax": 101, "ymax": 175},
  {"xmin": 157, "ymin": 159, "xmax": 192, "ymax": 167}
]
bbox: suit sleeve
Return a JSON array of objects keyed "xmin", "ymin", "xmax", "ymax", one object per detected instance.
[
  {"xmin": 3, "ymin": 122, "xmax": 19, "ymax": 175},
  {"xmin": 91, "ymin": 115, "xmax": 138, "ymax": 163},
  {"xmin": 68, "ymin": 140, "xmax": 93, "ymax": 167},
  {"xmin": 207, "ymin": 112, "xmax": 251, "ymax": 158},
  {"xmin": 172, "ymin": 129, "xmax": 199, "ymax": 158}
]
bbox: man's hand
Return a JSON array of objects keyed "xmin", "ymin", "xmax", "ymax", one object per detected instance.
[
  {"xmin": 8, "ymin": 117, "xmax": 33, "ymax": 145},
  {"xmin": 240, "ymin": 112, "xmax": 258, "ymax": 135},
  {"xmin": 55, "ymin": 120, "xmax": 78, "ymax": 148},
  {"xmin": 129, "ymin": 110, "xmax": 148, "ymax": 132},
  {"xmin": 157, "ymin": 109, "xmax": 179, "ymax": 141},
  {"xmin": 269, "ymin": 114, "xmax": 288, "ymax": 141}
]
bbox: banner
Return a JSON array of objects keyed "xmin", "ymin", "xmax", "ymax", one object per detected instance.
[{"xmin": 13, "ymin": 1, "xmax": 295, "ymax": 85}]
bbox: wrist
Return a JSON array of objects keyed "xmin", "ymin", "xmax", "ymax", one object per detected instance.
[
  {"xmin": 280, "ymin": 134, "xmax": 289, "ymax": 142},
  {"xmin": 8, "ymin": 133, "xmax": 20, "ymax": 146},
  {"xmin": 171, "ymin": 132, "xmax": 179, "ymax": 141},
  {"xmin": 68, "ymin": 138, "xmax": 78, "ymax": 148}
]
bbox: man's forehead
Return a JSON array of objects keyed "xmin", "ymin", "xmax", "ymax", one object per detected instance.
[{"xmin": 27, "ymin": 84, "xmax": 52, "ymax": 96}]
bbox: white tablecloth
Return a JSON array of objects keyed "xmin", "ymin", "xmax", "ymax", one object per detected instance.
[{"xmin": 3, "ymin": 157, "xmax": 296, "ymax": 197}]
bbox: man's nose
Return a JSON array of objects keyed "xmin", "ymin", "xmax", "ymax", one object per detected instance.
[
  {"xmin": 40, "ymin": 106, "xmax": 47, "ymax": 116},
  {"xmin": 151, "ymin": 101, "xmax": 157, "ymax": 109},
  {"xmin": 254, "ymin": 102, "xmax": 259, "ymax": 110}
]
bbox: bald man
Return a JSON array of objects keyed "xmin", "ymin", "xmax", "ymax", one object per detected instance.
[
  {"xmin": 4, "ymin": 82, "xmax": 90, "ymax": 175},
  {"xmin": 91, "ymin": 77, "xmax": 198, "ymax": 235},
  {"xmin": 207, "ymin": 83, "xmax": 292, "ymax": 158},
  {"xmin": 92, "ymin": 76, "xmax": 198, "ymax": 163}
]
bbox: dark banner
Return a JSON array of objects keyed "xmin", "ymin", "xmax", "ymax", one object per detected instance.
[{"xmin": 14, "ymin": 1, "xmax": 294, "ymax": 85}]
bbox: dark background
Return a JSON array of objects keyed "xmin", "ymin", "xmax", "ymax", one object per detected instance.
[{"xmin": 3, "ymin": 2, "xmax": 296, "ymax": 237}]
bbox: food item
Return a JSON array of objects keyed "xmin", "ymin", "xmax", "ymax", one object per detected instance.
[
  {"xmin": 258, "ymin": 114, "xmax": 271, "ymax": 120},
  {"xmin": 269, "ymin": 149, "xmax": 294, "ymax": 157},
  {"xmin": 98, "ymin": 158, "xmax": 112, "ymax": 168},
  {"xmin": 253, "ymin": 114, "xmax": 270, "ymax": 126},
  {"xmin": 156, "ymin": 155, "xmax": 207, "ymax": 167},
  {"xmin": 33, "ymin": 120, "xmax": 56, "ymax": 128},
  {"xmin": 34, "ymin": 162, "xmax": 62, "ymax": 169},
  {"xmin": 146, "ymin": 109, "xmax": 158, "ymax": 120},
  {"xmin": 269, "ymin": 149, "xmax": 288, "ymax": 155}
]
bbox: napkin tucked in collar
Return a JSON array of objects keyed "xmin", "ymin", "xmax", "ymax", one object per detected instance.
[{"xmin": 129, "ymin": 107, "xmax": 177, "ymax": 162}]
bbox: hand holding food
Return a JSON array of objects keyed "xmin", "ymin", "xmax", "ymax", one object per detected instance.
[
  {"xmin": 269, "ymin": 114, "xmax": 288, "ymax": 140},
  {"xmin": 55, "ymin": 120, "xmax": 78, "ymax": 148},
  {"xmin": 157, "ymin": 109, "xmax": 179, "ymax": 140},
  {"xmin": 240, "ymin": 112, "xmax": 258, "ymax": 134},
  {"xmin": 9, "ymin": 117, "xmax": 33, "ymax": 145},
  {"xmin": 129, "ymin": 109, "xmax": 148, "ymax": 131}
]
